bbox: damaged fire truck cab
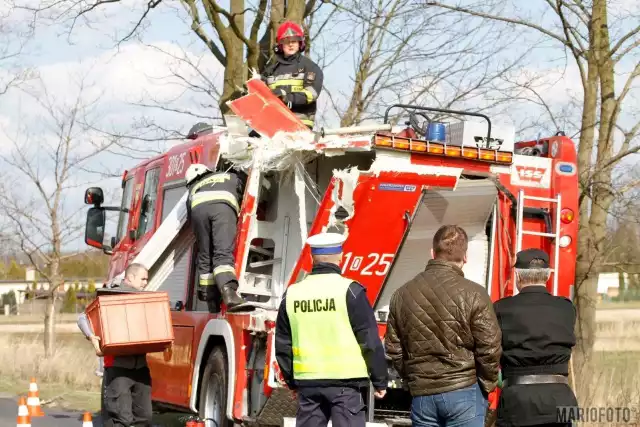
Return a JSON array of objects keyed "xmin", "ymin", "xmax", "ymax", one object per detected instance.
[{"xmin": 83, "ymin": 97, "xmax": 579, "ymax": 426}]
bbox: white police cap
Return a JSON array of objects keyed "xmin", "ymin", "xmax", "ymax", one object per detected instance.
[{"xmin": 307, "ymin": 232, "xmax": 346, "ymax": 255}]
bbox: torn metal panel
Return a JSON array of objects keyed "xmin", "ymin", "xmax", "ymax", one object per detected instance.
[
  {"xmin": 221, "ymin": 131, "xmax": 375, "ymax": 178},
  {"xmin": 227, "ymin": 78, "xmax": 312, "ymax": 137},
  {"xmin": 294, "ymin": 163, "xmax": 308, "ymax": 242},
  {"xmin": 327, "ymin": 167, "xmax": 360, "ymax": 237}
]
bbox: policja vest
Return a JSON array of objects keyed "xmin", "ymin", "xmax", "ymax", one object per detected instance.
[
  {"xmin": 188, "ymin": 172, "xmax": 243, "ymax": 214},
  {"xmin": 285, "ymin": 273, "xmax": 369, "ymax": 380}
]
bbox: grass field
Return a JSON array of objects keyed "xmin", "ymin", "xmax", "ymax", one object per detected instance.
[{"xmin": 0, "ymin": 333, "xmax": 102, "ymax": 412}]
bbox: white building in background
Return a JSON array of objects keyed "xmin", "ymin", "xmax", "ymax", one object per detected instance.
[
  {"xmin": 597, "ymin": 272, "xmax": 627, "ymax": 299},
  {"xmin": 0, "ymin": 275, "xmax": 105, "ymax": 304}
]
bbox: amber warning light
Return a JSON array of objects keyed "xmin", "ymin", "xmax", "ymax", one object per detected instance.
[
  {"xmin": 373, "ymin": 134, "xmax": 513, "ymax": 164},
  {"xmin": 561, "ymin": 208, "xmax": 575, "ymax": 224}
]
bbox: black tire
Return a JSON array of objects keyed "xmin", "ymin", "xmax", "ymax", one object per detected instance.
[{"xmin": 199, "ymin": 347, "xmax": 233, "ymax": 427}]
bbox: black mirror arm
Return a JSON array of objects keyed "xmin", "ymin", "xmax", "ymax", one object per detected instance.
[{"xmin": 102, "ymin": 207, "xmax": 128, "ymax": 213}]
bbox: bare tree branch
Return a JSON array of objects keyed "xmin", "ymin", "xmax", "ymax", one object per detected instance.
[{"xmin": 0, "ymin": 73, "xmax": 135, "ymax": 357}]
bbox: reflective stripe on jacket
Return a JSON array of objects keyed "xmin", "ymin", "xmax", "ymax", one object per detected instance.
[
  {"xmin": 187, "ymin": 172, "xmax": 244, "ymax": 214},
  {"xmin": 285, "ymin": 273, "xmax": 368, "ymax": 380}
]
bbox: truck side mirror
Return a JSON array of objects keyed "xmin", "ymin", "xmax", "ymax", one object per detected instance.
[
  {"xmin": 84, "ymin": 187, "xmax": 104, "ymax": 206},
  {"xmin": 85, "ymin": 207, "xmax": 106, "ymax": 249}
]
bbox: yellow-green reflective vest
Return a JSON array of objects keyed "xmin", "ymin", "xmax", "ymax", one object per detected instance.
[{"xmin": 285, "ymin": 273, "xmax": 369, "ymax": 380}]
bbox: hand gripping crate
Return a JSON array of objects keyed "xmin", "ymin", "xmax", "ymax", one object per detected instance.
[{"xmin": 85, "ymin": 291, "xmax": 174, "ymax": 356}]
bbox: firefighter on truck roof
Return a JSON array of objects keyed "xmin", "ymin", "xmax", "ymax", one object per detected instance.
[
  {"xmin": 274, "ymin": 232, "xmax": 388, "ymax": 427},
  {"xmin": 185, "ymin": 158, "xmax": 249, "ymax": 312},
  {"xmin": 493, "ymin": 249, "xmax": 578, "ymax": 427},
  {"xmin": 261, "ymin": 21, "xmax": 323, "ymax": 129}
]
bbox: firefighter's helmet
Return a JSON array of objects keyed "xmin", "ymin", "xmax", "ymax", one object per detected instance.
[
  {"xmin": 185, "ymin": 163, "xmax": 212, "ymax": 186},
  {"xmin": 275, "ymin": 21, "xmax": 306, "ymax": 53}
]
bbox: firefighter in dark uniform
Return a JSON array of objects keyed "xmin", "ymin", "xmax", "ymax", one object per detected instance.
[
  {"xmin": 261, "ymin": 21, "xmax": 323, "ymax": 129},
  {"xmin": 185, "ymin": 161, "xmax": 248, "ymax": 312},
  {"xmin": 493, "ymin": 249, "xmax": 578, "ymax": 427},
  {"xmin": 274, "ymin": 232, "xmax": 388, "ymax": 427}
]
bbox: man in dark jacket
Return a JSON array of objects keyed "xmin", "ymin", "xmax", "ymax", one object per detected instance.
[
  {"xmin": 385, "ymin": 224, "xmax": 502, "ymax": 427},
  {"xmin": 275, "ymin": 232, "xmax": 388, "ymax": 427},
  {"xmin": 77, "ymin": 263, "xmax": 152, "ymax": 427},
  {"xmin": 185, "ymin": 161, "xmax": 248, "ymax": 312},
  {"xmin": 261, "ymin": 21, "xmax": 323, "ymax": 129},
  {"xmin": 493, "ymin": 248, "xmax": 578, "ymax": 427}
]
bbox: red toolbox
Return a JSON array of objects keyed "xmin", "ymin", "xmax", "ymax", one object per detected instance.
[{"xmin": 85, "ymin": 291, "xmax": 174, "ymax": 356}]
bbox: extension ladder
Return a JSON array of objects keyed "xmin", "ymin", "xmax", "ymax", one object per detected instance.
[{"xmin": 514, "ymin": 189, "xmax": 561, "ymax": 296}]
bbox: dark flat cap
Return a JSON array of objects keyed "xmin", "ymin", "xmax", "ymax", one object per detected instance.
[{"xmin": 514, "ymin": 248, "xmax": 549, "ymax": 269}]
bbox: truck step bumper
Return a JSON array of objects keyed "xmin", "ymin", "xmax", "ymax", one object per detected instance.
[{"xmin": 283, "ymin": 418, "xmax": 389, "ymax": 426}]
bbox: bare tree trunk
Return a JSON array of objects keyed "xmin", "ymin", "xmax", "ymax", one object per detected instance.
[
  {"xmin": 217, "ymin": 0, "xmax": 247, "ymax": 113},
  {"xmin": 574, "ymin": 57, "xmax": 599, "ymax": 366},
  {"xmin": 44, "ymin": 293, "xmax": 56, "ymax": 357},
  {"xmin": 574, "ymin": 0, "xmax": 620, "ymax": 365}
]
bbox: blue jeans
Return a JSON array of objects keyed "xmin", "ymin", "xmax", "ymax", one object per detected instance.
[{"xmin": 411, "ymin": 382, "xmax": 488, "ymax": 427}]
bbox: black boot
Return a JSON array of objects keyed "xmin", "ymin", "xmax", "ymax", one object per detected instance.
[{"xmin": 221, "ymin": 285, "xmax": 246, "ymax": 311}]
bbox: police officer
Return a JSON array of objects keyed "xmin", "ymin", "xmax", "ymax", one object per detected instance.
[
  {"xmin": 185, "ymin": 162, "xmax": 248, "ymax": 312},
  {"xmin": 274, "ymin": 232, "xmax": 388, "ymax": 427},
  {"xmin": 261, "ymin": 21, "xmax": 323, "ymax": 129},
  {"xmin": 493, "ymin": 249, "xmax": 578, "ymax": 427},
  {"xmin": 77, "ymin": 263, "xmax": 152, "ymax": 427}
]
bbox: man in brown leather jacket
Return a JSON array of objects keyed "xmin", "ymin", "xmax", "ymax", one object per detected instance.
[{"xmin": 385, "ymin": 225, "xmax": 502, "ymax": 427}]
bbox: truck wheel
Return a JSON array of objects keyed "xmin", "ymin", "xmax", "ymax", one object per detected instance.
[{"xmin": 199, "ymin": 346, "xmax": 233, "ymax": 427}]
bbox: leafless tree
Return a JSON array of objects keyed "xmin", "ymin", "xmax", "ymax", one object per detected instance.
[
  {"xmin": 0, "ymin": 74, "xmax": 126, "ymax": 357},
  {"xmin": 118, "ymin": 41, "xmax": 225, "ymax": 140},
  {"xmin": 18, "ymin": 0, "xmax": 331, "ymax": 112},
  {"xmin": 426, "ymin": 0, "xmax": 640, "ymax": 363},
  {"xmin": 0, "ymin": 4, "xmax": 35, "ymax": 96},
  {"xmin": 315, "ymin": 0, "xmax": 536, "ymax": 129}
]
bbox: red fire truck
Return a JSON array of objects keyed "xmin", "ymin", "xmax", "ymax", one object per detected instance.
[{"xmin": 83, "ymin": 80, "xmax": 578, "ymax": 426}]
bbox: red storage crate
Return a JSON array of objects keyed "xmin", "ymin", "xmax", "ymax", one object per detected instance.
[{"xmin": 85, "ymin": 291, "xmax": 174, "ymax": 356}]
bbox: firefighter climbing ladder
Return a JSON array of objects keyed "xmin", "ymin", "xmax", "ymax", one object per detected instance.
[{"xmin": 514, "ymin": 190, "xmax": 562, "ymax": 296}]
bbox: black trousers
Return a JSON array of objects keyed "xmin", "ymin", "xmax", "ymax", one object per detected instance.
[
  {"xmin": 296, "ymin": 386, "xmax": 366, "ymax": 427},
  {"xmin": 190, "ymin": 202, "xmax": 239, "ymax": 294},
  {"xmin": 102, "ymin": 366, "xmax": 152, "ymax": 427}
]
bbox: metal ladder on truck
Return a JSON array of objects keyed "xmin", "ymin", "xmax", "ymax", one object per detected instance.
[{"xmin": 514, "ymin": 189, "xmax": 561, "ymax": 296}]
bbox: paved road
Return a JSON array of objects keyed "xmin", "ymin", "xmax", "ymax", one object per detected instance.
[
  {"xmin": 0, "ymin": 397, "xmax": 194, "ymax": 427},
  {"xmin": 0, "ymin": 397, "xmax": 103, "ymax": 427}
]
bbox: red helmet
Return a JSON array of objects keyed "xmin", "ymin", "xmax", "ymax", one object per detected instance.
[{"xmin": 275, "ymin": 21, "xmax": 306, "ymax": 52}]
